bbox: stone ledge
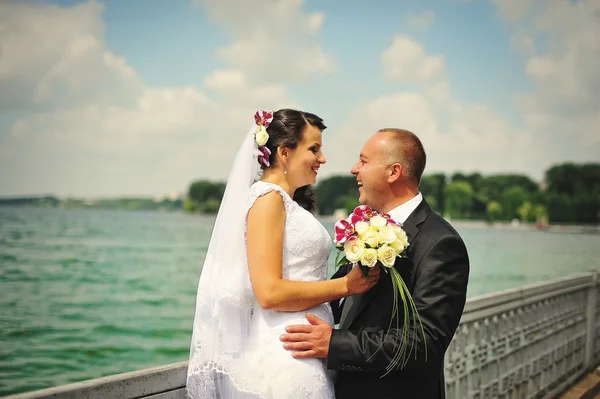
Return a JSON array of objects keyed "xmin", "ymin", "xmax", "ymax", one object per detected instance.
[{"xmin": 557, "ymin": 367, "xmax": 600, "ymax": 399}]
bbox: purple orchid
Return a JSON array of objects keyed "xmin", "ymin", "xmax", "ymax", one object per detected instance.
[{"xmin": 256, "ymin": 145, "xmax": 271, "ymax": 168}]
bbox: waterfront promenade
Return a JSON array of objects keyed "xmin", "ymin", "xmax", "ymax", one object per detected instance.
[{"xmin": 4, "ymin": 270, "xmax": 599, "ymax": 399}]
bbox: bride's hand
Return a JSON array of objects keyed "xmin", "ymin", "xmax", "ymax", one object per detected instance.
[{"xmin": 344, "ymin": 264, "xmax": 381, "ymax": 295}]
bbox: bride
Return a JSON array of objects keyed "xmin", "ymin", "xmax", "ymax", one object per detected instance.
[{"xmin": 186, "ymin": 109, "xmax": 380, "ymax": 398}]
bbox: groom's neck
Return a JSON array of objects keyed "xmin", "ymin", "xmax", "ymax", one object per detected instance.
[{"xmin": 379, "ymin": 186, "xmax": 419, "ymax": 214}]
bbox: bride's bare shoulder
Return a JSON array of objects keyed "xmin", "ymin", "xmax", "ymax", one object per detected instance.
[{"xmin": 248, "ymin": 189, "xmax": 286, "ymax": 226}]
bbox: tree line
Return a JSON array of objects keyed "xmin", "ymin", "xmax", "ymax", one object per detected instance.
[
  {"xmin": 0, "ymin": 196, "xmax": 183, "ymax": 211},
  {"xmin": 187, "ymin": 162, "xmax": 599, "ymax": 224}
]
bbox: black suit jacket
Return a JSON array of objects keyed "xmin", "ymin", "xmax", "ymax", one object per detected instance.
[{"xmin": 328, "ymin": 200, "xmax": 469, "ymax": 399}]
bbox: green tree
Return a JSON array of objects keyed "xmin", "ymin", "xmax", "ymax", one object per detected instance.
[
  {"xmin": 454, "ymin": 173, "xmax": 487, "ymax": 219},
  {"xmin": 501, "ymin": 186, "xmax": 529, "ymax": 220},
  {"xmin": 545, "ymin": 163, "xmax": 586, "ymax": 196},
  {"xmin": 188, "ymin": 180, "xmax": 226, "ymax": 203},
  {"xmin": 452, "ymin": 172, "xmax": 483, "ymax": 192},
  {"xmin": 335, "ymin": 195, "xmax": 360, "ymax": 215},
  {"xmin": 572, "ymin": 194, "xmax": 600, "ymax": 224},
  {"xmin": 451, "ymin": 172, "xmax": 467, "ymax": 183},
  {"xmin": 315, "ymin": 176, "xmax": 358, "ymax": 215},
  {"xmin": 533, "ymin": 204, "xmax": 548, "ymax": 224},
  {"xmin": 546, "ymin": 193, "xmax": 573, "ymax": 223},
  {"xmin": 444, "ymin": 181, "xmax": 473, "ymax": 219},
  {"xmin": 183, "ymin": 198, "xmax": 197, "ymax": 213},
  {"xmin": 199, "ymin": 199, "xmax": 221, "ymax": 214},
  {"xmin": 517, "ymin": 201, "xmax": 533, "ymax": 223},
  {"xmin": 486, "ymin": 201, "xmax": 502, "ymax": 222},
  {"xmin": 424, "ymin": 194, "xmax": 438, "ymax": 210},
  {"xmin": 544, "ymin": 163, "xmax": 600, "ymax": 223},
  {"xmin": 420, "ymin": 173, "xmax": 446, "ymax": 214}
]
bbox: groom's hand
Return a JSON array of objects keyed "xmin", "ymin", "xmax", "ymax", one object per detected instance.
[{"xmin": 280, "ymin": 313, "xmax": 332, "ymax": 359}]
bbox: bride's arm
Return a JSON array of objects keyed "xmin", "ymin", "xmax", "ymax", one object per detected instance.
[
  {"xmin": 247, "ymin": 191, "xmax": 378, "ymax": 312},
  {"xmin": 330, "ymin": 264, "xmax": 352, "ymax": 324}
]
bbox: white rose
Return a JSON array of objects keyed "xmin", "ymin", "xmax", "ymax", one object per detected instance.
[
  {"xmin": 369, "ymin": 215, "xmax": 387, "ymax": 228},
  {"xmin": 344, "ymin": 239, "xmax": 366, "ymax": 263},
  {"xmin": 255, "ymin": 126, "xmax": 269, "ymax": 146},
  {"xmin": 390, "ymin": 239, "xmax": 406, "ymax": 254},
  {"xmin": 354, "ymin": 221, "xmax": 370, "ymax": 236},
  {"xmin": 361, "ymin": 230, "xmax": 379, "ymax": 248},
  {"xmin": 377, "ymin": 225, "xmax": 397, "ymax": 244},
  {"xmin": 360, "ymin": 248, "xmax": 378, "ymax": 268},
  {"xmin": 392, "ymin": 224, "xmax": 408, "ymax": 242},
  {"xmin": 377, "ymin": 244, "xmax": 397, "ymax": 268},
  {"xmin": 401, "ymin": 235, "xmax": 410, "ymax": 249}
]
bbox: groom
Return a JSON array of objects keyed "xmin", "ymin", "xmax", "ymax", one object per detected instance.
[{"xmin": 280, "ymin": 128, "xmax": 470, "ymax": 399}]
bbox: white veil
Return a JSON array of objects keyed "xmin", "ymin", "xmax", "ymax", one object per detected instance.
[{"xmin": 186, "ymin": 127, "xmax": 262, "ymax": 398}]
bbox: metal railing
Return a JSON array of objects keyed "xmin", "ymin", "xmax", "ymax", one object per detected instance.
[
  {"xmin": 5, "ymin": 271, "xmax": 599, "ymax": 399},
  {"xmin": 445, "ymin": 271, "xmax": 600, "ymax": 399}
]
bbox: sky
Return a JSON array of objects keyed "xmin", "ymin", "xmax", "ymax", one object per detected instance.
[{"xmin": 0, "ymin": 0, "xmax": 598, "ymax": 198}]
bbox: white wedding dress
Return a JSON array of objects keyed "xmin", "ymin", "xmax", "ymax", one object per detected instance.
[
  {"xmin": 240, "ymin": 181, "xmax": 335, "ymax": 398},
  {"xmin": 187, "ymin": 181, "xmax": 335, "ymax": 398}
]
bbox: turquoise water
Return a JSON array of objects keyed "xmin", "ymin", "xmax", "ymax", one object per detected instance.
[{"xmin": 1, "ymin": 207, "xmax": 599, "ymax": 395}]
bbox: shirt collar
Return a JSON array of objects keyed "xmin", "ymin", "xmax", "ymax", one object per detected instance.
[{"xmin": 386, "ymin": 192, "xmax": 423, "ymax": 224}]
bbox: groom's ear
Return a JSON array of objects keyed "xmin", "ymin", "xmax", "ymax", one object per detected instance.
[{"xmin": 388, "ymin": 163, "xmax": 403, "ymax": 183}]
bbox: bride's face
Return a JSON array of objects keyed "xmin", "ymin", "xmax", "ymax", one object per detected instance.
[{"xmin": 285, "ymin": 125, "xmax": 326, "ymax": 188}]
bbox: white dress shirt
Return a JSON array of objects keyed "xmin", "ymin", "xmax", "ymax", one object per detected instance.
[{"xmin": 386, "ymin": 192, "xmax": 423, "ymax": 224}]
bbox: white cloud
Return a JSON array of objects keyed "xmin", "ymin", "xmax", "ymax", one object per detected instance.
[
  {"xmin": 493, "ymin": 0, "xmax": 600, "ymax": 111},
  {"xmin": 324, "ymin": 92, "xmax": 526, "ymax": 179},
  {"xmin": 326, "ymin": 4, "xmax": 600, "ymax": 183},
  {"xmin": 3, "ymin": 0, "xmax": 595, "ymax": 198},
  {"xmin": 0, "ymin": 1, "xmax": 141, "ymax": 112},
  {"xmin": 203, "ymin": 69, "xmax": 246, "ymax": 92},
  {"xmin": 381, "ymin": 35, "xmax": 446, "ymax": 84},
  {"xmin": 492, "ymin": 0, "xmax": 600, "ymax": 160},
  {"xmin": 492, "ymin": 0, "xmax": 539, "ymax": 22},
  {"xmin": 194, "ymin": 0, "xmax": 334, "ymax": 85},
  {"xmin": 325, "ymin": 35, "xmax": 533, "ymax": 180},
  {"xmin": 196, "ymin": 0, "xmax": 333, "ymax": 108},
  {"xmin": 1, "ymin": 87, "xmax": 224, "ymax": 196},
  {"xmin": 203, "ymin": 68, "xmax": 291, "ymax": 107},
  {"xmin": 408, "ymin": 10, "xmax": 436, "ymax": 30},
  {"xmin": 0, "ymin": 0, "xmax": 333, "ymax": 197}
]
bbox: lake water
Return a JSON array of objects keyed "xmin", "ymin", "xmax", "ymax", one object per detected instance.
[{"xmin": 1, "ymin": 207, "xmax": 599, "ymax": 395}]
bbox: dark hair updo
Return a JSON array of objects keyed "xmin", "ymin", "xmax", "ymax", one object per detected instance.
[{"xmin": 262, "ymin": 109, "xmax": 326, "ymax": 213}]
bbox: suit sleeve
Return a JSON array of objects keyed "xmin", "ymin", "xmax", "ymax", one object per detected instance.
[
  {"xmin": 327, "ymin": 234, "xmax": 469, "ymax": 372},
  {"xmin": 330, "ymin": 264, "xmax": 352, "ymax": 325}
]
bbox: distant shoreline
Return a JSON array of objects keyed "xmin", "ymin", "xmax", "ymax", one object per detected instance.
[
  {"xmin": 451, "ymin": 219, "xmax": 599, "ymax": 234},
  {"xmin": 2, "ymin": 204, "xmax": 598, "ymax": 234},
  {"xmin": 317, "ymin": 215, "xmax": 599, "ymax": 235}
]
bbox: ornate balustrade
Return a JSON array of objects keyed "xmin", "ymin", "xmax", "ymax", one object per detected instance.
[
  {"xmin": 445, "ymin": 271, "xmax": 600, "ymax": 399},
  {"xmin": 6, "ymin": 271, "xmax": 599, "ymax": 399}
]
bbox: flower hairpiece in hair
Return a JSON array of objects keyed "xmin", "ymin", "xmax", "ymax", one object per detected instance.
[{"xmin": 253, "ymin": 110, "xmax": 273, "ymax": 168}]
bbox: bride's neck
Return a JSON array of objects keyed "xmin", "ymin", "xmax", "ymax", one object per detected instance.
[{"xmin": 260, "ymin": 169, "xmax": 295, "ymax": 197}]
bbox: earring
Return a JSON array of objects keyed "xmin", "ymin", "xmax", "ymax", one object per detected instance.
[{"xmin": 284, "ymin": 169, "xmax": 288, "ymax": 175}]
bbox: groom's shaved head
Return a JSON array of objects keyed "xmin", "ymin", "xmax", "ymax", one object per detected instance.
[{"xmin": 377, "ymin": 128, "xmax": 426, "ymax": 186}]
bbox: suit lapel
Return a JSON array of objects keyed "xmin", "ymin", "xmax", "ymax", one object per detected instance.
[
  {"xmin": 339, "ymin": 295, "xmax": 358, "ymax": 330},
  {"xmin": 341, "ymin": 272, "xmax": 382, "ymax": 329},
  {"xmin": 401, "ymin": 217, "xmax": 418, "ymax": 243},
  {"xmin": 339, "ymin": 200, "xmax": 432, "ymax": 330}
]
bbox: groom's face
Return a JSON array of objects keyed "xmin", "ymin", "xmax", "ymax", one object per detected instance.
[{"xmin": 350, "ymin": 134, "xmax": 389, "ymax": 211}]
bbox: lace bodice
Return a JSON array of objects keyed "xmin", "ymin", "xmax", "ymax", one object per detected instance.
[{"xmin": 247, "ymin": 181, "xmax": 333, "ymax": 283}]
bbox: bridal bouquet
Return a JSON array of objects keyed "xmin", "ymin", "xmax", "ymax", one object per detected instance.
[{"xmin": 334, "ymin": 205, "xmax": 426, "ymax": 373}]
